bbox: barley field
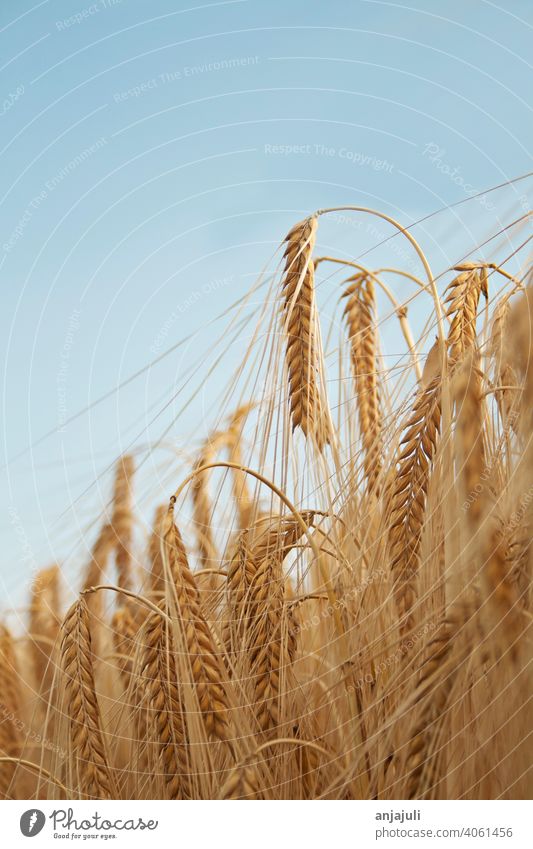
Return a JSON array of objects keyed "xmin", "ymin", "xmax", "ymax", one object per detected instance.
[{"xmin": 0, "ymin": 205, "xmax": 531, "ymax": 800}]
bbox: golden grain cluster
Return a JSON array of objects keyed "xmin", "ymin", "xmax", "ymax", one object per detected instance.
[{"xmin": 0, "ymin": 207, "xmax": 531, "ymax": 800}]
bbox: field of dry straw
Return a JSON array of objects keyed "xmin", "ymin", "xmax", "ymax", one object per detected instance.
[{"xmin": 0, "ymin": 204, "xmax": 531, "ymax": 800}]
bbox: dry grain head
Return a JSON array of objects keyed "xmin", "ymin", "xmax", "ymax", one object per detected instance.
[{"xmin": 281, "ymin": 216, "xmax": 331, "ymax": 450}]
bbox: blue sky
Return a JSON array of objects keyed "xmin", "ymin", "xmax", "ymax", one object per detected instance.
[{"xmin": 1, "ymin": 0, "xmax": 531, "ymax": 600}]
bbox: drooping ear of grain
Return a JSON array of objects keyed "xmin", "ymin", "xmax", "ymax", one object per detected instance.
[
  {"xmin": 59, "ymin": 598, "xmax": 116, "ymax": 799},
  {"xmin": 140, "ymin": 608, "xmax": 189, "ymax": 799},
  {"xmin": 343, "ymin": 273, "xmax": 382, "ymax": 490},
  {"xmin": 235, "ymin": 514, "xmax": 314, "ymax": 731},
  {"xmin": 162, "ymin": 501, "xmax": 232, "ymax": 743},
  {"xmin": 281, "ymin": 216, "xmax": 331, "ymax": 450},
  {"xmin": 386, "ymin": 265, "xmax": 487, "ymax": 635},
  {"xmin": 445, "ymin": 265, "xmax": 487, "ymax": 363},
  {"xmin": 224, "ymin": 528, "xmax": 259, "ymax": 653},
  {"xmin": 387, "ymin": 376, "xmax": 441, "ymax": 635},
  {"xmin": 247, "ymin": 553, "xmax": 294, "ymax": 732}
]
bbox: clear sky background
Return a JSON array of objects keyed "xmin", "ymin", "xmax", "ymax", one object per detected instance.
[{"xmin": 1, "ymin": 0, "xmax": 532, "ymax": 604}]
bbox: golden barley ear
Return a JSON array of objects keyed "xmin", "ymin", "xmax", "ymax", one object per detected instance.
[
  {"xmin": 342, "ymin": 273, "xmax": 382, "ymax": 490},
  {"xmin": 281, "ymin": 216, "xmax": 331, "ymax": 450},
  {"xmin": 387, "ymin": 376, "xmax": 441, "ymax": 636},
  {"xmin": 162, "ymin": 500, "xmax": 232, "ymax": 744},
  {"xmin": 59, "ymin": 598, "xmax": 117, "ymax": 799},
  {"xmin": 445, "ymin": 264, "xmax": 487, "ymax": 363},
  {"xmin": 139, "ymin": 607, "xmax": 189, "ymax": 799},
  {"xmin": 235, "ymin": 513, "xmax": 314, "ymax": 732}
]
